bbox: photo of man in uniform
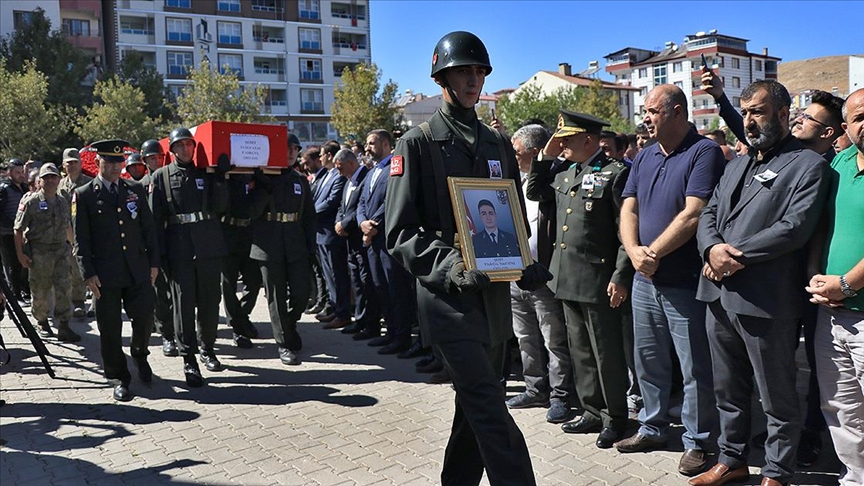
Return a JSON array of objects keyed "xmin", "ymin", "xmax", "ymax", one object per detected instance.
[{"xmin": 471, "ymin": 198, "xmax": 520, "ymax": 258}]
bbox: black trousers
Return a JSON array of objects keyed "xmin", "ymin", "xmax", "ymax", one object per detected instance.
[
  {"xmin": 799, "ymin": 302, "xmax": 826, "ymax": 432},
  {"xmin": 221, "ymin": 250, "xmax": 261, "ymax": 329},
  {"xmin": 167, "ymin": 257, "xmax": 222, "ymax": 356},
  {"xmin": 347, "ymin": 242, "xmax": 378, "ymax": 329},
  {"xmin": 317, "ymin": 241, "xmax": 350, "ymax": 319},
  {"xmin": 308, "ymin": 253, "xmax": 329, "ymax": 309},
  {"xmin": 367, "ymin": 243, "xmax": 414, "ymax": 344},
  {"xmin": 153, "ymin": 269, "xmax": 174, "ymax": 340},
  {"xmin": 436, "ymin": 339, "xmax": 536, "ymax": 486},
  {"xmin": 707, "ymin": 300, "xmax": 801, "ymax": 482},
  {"xmin": 95, "ymin": 281, "xmax": 155, "ymax": 385},
  {"xmin": 259, "ymin": 257, "xmax": 310, "ymax": 351},
  {"xmin": 562, "ymin": 300, "xmax": 629, "ymax": 429},
  {"xmin": 0, "ymin": 234, "xmax": 26, "ymax": 298}
]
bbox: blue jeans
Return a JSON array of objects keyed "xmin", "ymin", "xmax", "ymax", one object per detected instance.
[{"xmin": 631, "ymin": 278, "xmax": 717, "ymax": 450}]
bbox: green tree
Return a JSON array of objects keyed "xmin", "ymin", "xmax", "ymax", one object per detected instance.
[
  {"xmin": 175, "ymin": 57, "xmax": 274, "ymax": 127},
  {"xmin": 580, "ymin": 80, "xmax": 634, "ymax": 133},
  {"xmin": 497, "ymin": 84, "xmax": 585, "ymax": 134},
  {"xmin": 115, "ymin": 50, "xmax": 173, "ymax": 122},
  {"xmin": 0, "ymin": 58, "xmax": 71, "ymax": 162},
  {"xmin": 330, "ymin": 63, "xmax": 400, "ymax": 140},
  {"xmin": 75, "ymin": 77, "xmax": 163, "ymax": 145}
]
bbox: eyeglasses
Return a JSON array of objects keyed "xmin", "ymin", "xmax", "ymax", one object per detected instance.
[{"xmin": 797, "ymin": 112, "xmax": 830, "ymax": 129}]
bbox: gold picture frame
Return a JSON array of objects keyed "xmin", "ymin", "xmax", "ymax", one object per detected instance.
[{"xmin": 447, "ymin": 177, "xmax": 532, "ymax": 282}]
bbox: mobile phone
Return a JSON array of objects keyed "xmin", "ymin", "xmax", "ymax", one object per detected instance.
[
  {"xmin": 491, "ymin": 108, "xmax": 497, "ymax": 120},
  {"xmin": 701, "ymin": 53, "xmax": 708, "ymax": 69}
]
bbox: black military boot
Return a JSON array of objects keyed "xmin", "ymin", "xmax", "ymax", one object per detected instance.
[
  {"xmin": 199, "ymin": 348, "xmax": 223, "ymax": 372},
  {"xmin": 56, "ymin": 321, "xmax": 81, "ymax": 343},
  {"xmin": 37, "ymin": 320, "xmax": 54, "ymax": 338},
  {"xmin": 183, "ymin": 356, "xmax": 203, "ymax": 387}
]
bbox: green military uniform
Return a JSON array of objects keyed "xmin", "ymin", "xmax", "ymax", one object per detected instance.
[
  {"xmin": 14, "ymin": 186, "xmax": 73, "ymax": 326},
  {"xmin": 528, "ymin": 139, "xmax": 633, "ymax": 432},
  {"xmin": 60, "ymin": 171, "xmax": 93, "ymax": 311}
]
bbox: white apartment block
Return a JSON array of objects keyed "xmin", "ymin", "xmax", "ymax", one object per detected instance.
[{"xmin": 605, "ymin": 30, "xmax": 779, "ymax": 132}]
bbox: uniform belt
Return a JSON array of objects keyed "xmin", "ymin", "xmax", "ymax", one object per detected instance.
[
  {"xmin": 264, "ymin": 212, "xmax": 299, "ymax": 223},
  {"xmin": 221, "ymin": 216, "xmax": 252, "ymax": 227},
  {"xmin": 168, "ymin": 211, "xmax": 214, "ymax": 225}
]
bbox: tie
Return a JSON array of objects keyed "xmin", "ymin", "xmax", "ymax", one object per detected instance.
[
  {"xmin": 109, "ymin": 183, "xmax": 117, "ymax": 195},
  {"xmin": 491, "ymin": 233, "xmax": 497, "ymax": 244}
]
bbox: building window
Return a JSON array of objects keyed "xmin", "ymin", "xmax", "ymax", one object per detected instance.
[
  {"xmin": 120, "ymin": 16, "xmax": 154, "ymax": 35},
  {"xmin": 731, "ymin": 58, "xmax": 739, "ymax": 69},
  {"xmin": 62, "ymin": 19, "xmax": 90, "ymax": 36},
  {"xmin": 299, "ymin": 0, "xmax": 320, "ymax": 19},
  {"xmin": 355, "ymin": 4, "xmax": 366, "ymax": 20},
  {"xmin": 717, "ymin": 56, "xmax": 725, "ymax": 67},
  {"xmin": 13, "ymin": 11, "xmax": 34, "ymax": 30},
  {"xmin": 165, "ymin": 0, "xmax": 191, "ymax": 8},
  {"xmin": 299, "ymin": 28, "xmax": 321, "ymax": 50},
  {"xmin": 217, "ymin": 0, "xmax": 241, "ymax": 12},
  {"xmin": 640, "ymin": 87, "xmax": 648, "ymax": 97},
  {"xmin": 672, "ymin": 61, "xmax": 682, "ymax": 73},
  {"xmin": 765, "ymin": 61, "xmax": 777, "ymax": 73},
  {"xmin": 301, "ymin": 88, "xmax": 323, "ymax": 112},
  {"xmin": 702, "ymin": 99, "xmax": 710, "ymax": 108},
  {"xmin": 251, "ymin": 0, "xmax": 283, "ymax": 12},
  {"xmin": 653, "ymin": 64, "xmax": 667, "ymax": 85},
  {"xmin": 755, "ymin": 60, "xmax": 763, "ymax": 71},
  {"xmin": 166, "ymin": 18, "xmax": 192, "ymax": 42},
  {"xmin": 674, "ymin": 81, "xmax": 683, "ymax": 89},
  {"xmin": 294, "ymin": 121, "xmax": 330, "ymax": 141},
  {"xmin": 732, "ymin": 97, "xmax": 741, "ymax": 107},
  {"xmin": 266, "ymin": 89, "xmax": 287, "ymax": 106},
  {"xmin": 638, "ymin": 68, "xmax": 647, "ymax": 78},
  {"xmin": 300, "ymin": 59, "xmax": 322, "ymax": 80},
  {"xmin": 167, "ymin": 84, "xmax": 184, "ymax": 101},
  {"xmin": 254, "ymin": 58, "xmax": 284, "ymax": 74},
  {"xmin": 333, "ymin": 62, "xmax": 357, "ymax": 77},
  {"xmin": 167, "ymin": 51, "xmax": 193, "ymax": 75},
  {"xmin": 219, "ymin": 54, "xmax": 243, "ymax": 76},
  {"xmin": 732, "ymin": 77, "xmax": 740, "ymax": 88},
  {"xmin": 217, "ymin": 21, "xmax": 242, "ymax": 44}
]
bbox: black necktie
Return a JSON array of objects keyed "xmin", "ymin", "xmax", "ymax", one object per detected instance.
[
  {"xmin": 491, "ymin": 233, "xmax": 497, "ymax": 244},
  {"xmin": 109, "ymin": 183, "xmax": 117, "ymax": 195}
]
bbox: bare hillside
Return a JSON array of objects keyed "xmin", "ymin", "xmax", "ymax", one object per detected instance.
[{"xmin": 778, "ymin": 55, "xmax": 861, "ymax": 95}]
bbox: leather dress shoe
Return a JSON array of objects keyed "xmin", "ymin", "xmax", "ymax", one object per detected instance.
[
  {"xmin": 428, "ymin": 368, "xmax": 451, "ymax": 384},
  {"xmin": 183, "ymin": 361, "xmax": 203, "ymax": 388},
  {"xmin": 561, "ymin": 417, "xmax": 602, "ymax": 434},
  {"xmin": 368, "ymin": 335, "xmax": 393, "ymax": 347},
  {"xmin": 162, "ymin": 337, "xmax": 179, "ymax": 356},
  {"xmin": 378, "ymin": 341, "xmax": 410, "ymax": 355},
  {"xmin": 688, "ymin": 463, "xmax": 749, "ymax": 486},
  {"xmin": 416, "ymin": 357, "xmax": 444, "ymax": 373},
  {"xmin": 73, "ymin": 304, "xmax": 86, "ymax": 318},
  {"xmin": 415, "ymin": 355, "xmax": 436, "ymax": 368},
  {"xmin": 305, "ymin": 302, "xmax": 326, "ymax": 315},
  {"xmin": 679, "ymin": 449, "xmax": 709, "ymax": 476},
  {"xmin": 596, "ymin": 427, "xmax": 622, "ymax": 449},
  {"xmin": 546, "ymin": 398, "xmax": 573, "ymax": 423},
  {"xmin": 397, "ymin": 341, "xmax": 428, "ymax": 359},
  {"xmin": 133, "ymin": 357, "xmax": 152, "ymax": 383},
  {"xmin": 233, "ymin": 333, "xmax": 253, "ymax": 348},
  {"xmin": 278, "ymin": 347, "xmax": 300, "ymax": 366},
  {"xmin": 759, "ymin": 477, "xmax": 786, "ymax": 486},
  {"xmin": 506, "ymin": 392, "xmax": 550, "ymax": 409},
  {"xmin": 322, "ymin": 317, "xmax": 351, "ymax": 330},
  {"xmin": 113, "ymin": 383, "xmax": 132, "ymax": 402},
  {"xmin": 199, "ymin": 351, "xmax": 223, "ymax": 372},
  {"xmin": 614, "ymin": 433, "xmax": 667, "ymax": 453},
  {"xmin": 340, "ymin": 322, "xmax": 363, "ymax": 334},
  {"xmin": 315, "ymin": 310, "xmax": 336, "ymax": 322},
  {"xmin": 353, "ymin": 328, "xmax": 379, "ymax": 341},
  {"xmin": 232, "ymin": 321, "xmax": 259, "ymax": 339},
  {"xmin": 796, "ymin": 429, "xmax": 821, "ymax": 467}
]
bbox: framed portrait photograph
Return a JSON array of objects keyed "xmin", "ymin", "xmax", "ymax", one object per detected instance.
[{"xmin": 447, "ymin": 177, "xmax": 532, "ymax": 281}]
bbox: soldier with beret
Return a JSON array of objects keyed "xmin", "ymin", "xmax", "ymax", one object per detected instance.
[
  {"xmin": 150, "ymin": 127, "xmax": 230, "ymax": 387},
  {"xmin": 13, "ymin": 163, "xmax": 79, "ymax": 342},
  {"xmin": 59, "ymin": 148, "xmax": 94, "ymax": 318},
  {"xmin": 73, "ymin": 140, "xmax": 159, "ymax": 401},
  {"xmin": 527, "ymin": 110, "xmax": 633, "ymax": 449}
]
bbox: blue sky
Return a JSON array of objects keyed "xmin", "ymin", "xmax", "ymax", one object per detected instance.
[{"xmin": 369, "ymin": 0, "xmax": 864, "ymax": 96}]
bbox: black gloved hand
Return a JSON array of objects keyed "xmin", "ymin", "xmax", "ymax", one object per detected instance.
[
  {"xmin": 516, "ymin": 261, "xmax": 553, "ymax": 291},
  {"xmin": 448, "ymin": 261, "xmax": 491, "ymax": 293},
  {"xmin": 215, "ymin": 154, "xmax": 234, "ymax": 176}
]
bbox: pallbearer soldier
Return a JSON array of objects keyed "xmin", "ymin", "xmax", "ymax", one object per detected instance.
[
  {"xmin": 59, "ymin": 148, "xmax": 93, "ymax": 318},
  {"xmin": 248, "ymin": 140, "xmax": 315, "ymax": 365},
  {"xmin": 139, "ymin": 139, "xmax": 177, "ymax": 356},
  {"xmin": 150, "ymin": 127, "xmax": 230, "ymax": 387},
  {"xmin": 14, "ymin": 163, "xmax": 79, "ymax": 342},
  {"xmin": 220, "ymin": 172, "xmax": 262, "ymax": 348},
  {"xmin": 73, "ymin": 140, "xmax": 159, "ymax": 401}
]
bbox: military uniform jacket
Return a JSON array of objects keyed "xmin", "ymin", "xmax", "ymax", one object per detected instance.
[
  {"xmin": 222, "ymin": 174, "xmax": 257, "ymax": 255},
  {"xmin": 385, "ymin": 109, "xmax": 527, "ymax": 346},
  {"xmin": 249, "ymin": 169, "xmax": 315, "ymax": 263},
  {"xmin": 59, "ymin": 173, "xmax": 93, "ymax": 202},
  {"xmin": 14, "ymin": 190, "xmax": 70, "ymax": 246},
  {"xmin": 472, "ymin": 228, "xmax": 520, "ymax": 258},
  {"xmin": 149, "ymin": 161, "xmax": 228, "ymax": 263},
  {"xmin": 73, "ymin": 179, "xmax": 159, "ymax": 288},
  {"xmin": 528, "ymin": 151, "xmax": 633, "ymax": 303}
]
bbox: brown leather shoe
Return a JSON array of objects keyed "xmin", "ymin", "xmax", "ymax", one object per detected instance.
[
  {"xmin": 688, "ymin": 463, "xmax": 749, "ymax": 486},
  {"xmin": 760, "ymin": 477, "xmax": 786, "ymax": 486},
  {"xmin": 322, "ymin": 317, "xmax": 351, "ymax": 330},
  {"xmin": 614, "ymin": 433, "xmax": 666, "ymax": 453},
  {"xmin": 678, "ymin": 449, "xmax": 708, "ymax": 476}
]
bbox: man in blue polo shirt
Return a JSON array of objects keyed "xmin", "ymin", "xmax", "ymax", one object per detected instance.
[{"xmin": 613, "ymin": 84, "xmax": 725, "ymax": 478}]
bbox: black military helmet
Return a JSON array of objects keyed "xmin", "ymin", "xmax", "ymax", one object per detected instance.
[
  {"xmin": 8, "ymin": 158, "xmax": 25, "ymax": 167},
  {"xmin": 430, "ymin": 31, "xmax": 492, "ymax": 78},
  {"xmin": 140, "ymin": 139, "xmax": 163, "ymax": 157},
  {"xmin": 126, "ymin": 153, "xmax": 145, "ymax": 166},
  {"xmin": 168, "ymin": 127, "xmax": 194, "ymax": 148}
]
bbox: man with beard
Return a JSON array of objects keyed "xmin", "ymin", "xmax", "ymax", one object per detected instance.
[{"xmin": 691, "ymin": 80, "xmax": 831, "ymax": 486}]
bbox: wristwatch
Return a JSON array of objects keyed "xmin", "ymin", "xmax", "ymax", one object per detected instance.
[{"xmin": 839, "ymin": 274, "xmax": 858, "ymax": 298}]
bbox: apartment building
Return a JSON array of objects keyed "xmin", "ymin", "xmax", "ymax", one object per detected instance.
[{"xmin": 604, "ymin": 30, "xmax": 780, "ymax": 131}]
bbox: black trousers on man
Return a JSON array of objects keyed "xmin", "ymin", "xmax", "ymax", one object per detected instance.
[
  {"xmin": 168, "ymin": 257, "xmax": 221, "ymax": 356},
  {"xmin": 347, "ymin": 241, "xmax": 378, "ymax": 329},
  {"xmin": 95, "ymin": 281, "xmax": 155, "ymax": 385},
  {"xmin": 1, "ymin": 234, "xmax": 27, "ymax": 299},
  {"xmin": 259, "ymin": 257, "xmax": 310, "ymax": 351},
  {"xmin": 153, "ymin": 269, "xmax": 174, "ymax": 340},
  {"xmin": 221, "ymin": 250, "xmax": 261, "ymax": 330}
]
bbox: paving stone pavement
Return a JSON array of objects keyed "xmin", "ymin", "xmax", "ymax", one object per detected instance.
[{"xmin": 0, "ymin": 293, "xmax": 843, "ymax": 485}]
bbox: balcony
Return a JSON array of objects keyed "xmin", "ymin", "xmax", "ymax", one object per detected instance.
[
  {"xmin": 693, "ymin": 107, "xmax": 719, "ymax": 116},
  {"xmin": 254, "ymin": 58, "xmax": 285, "ymax": 81},
  {"xmin": 332, "ymin": 33, "xmax": 367, "ymax": 54},
  {"xmin": 252, "ymin": 26, "xmax": 285, "ymax": 50}
]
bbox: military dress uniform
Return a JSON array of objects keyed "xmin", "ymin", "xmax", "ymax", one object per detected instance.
[
  {"xmin": 472, "ymin": 228, "xmax": 520, "ymax": 258},
  {"xmin": 59, "ymin": 166, "xmax": 93, "ymax": 314},
  {"xmin": 249, "ymin": 169, "xmax": 315, "ymax": 364},
  {"xmin": 149, "ymin": 159, "xmax": 229, "ymax": 367},
  {"xmin": 528, "ymin": 146, "xmax": 633, "ymax": 435},
  {"xmin": 73, "ymin": 173, "xmax": 158, "ymax": 393}
]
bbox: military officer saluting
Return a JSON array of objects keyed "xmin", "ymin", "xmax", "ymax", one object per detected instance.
[
  {"xmin": 150, "ymin": 127, "xmax": 230, "ymax": 387},
  {"xmin": 526, "ymin": 110, "xmax": 633, "ymax": 448},
  {"xmin": 73, "ymin": 140, "xmax": 159, "ymax": 401}
]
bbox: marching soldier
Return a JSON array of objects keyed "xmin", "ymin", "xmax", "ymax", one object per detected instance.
[
  {"xmin": 73, "ymin": 140, "xmax": 159, "ymax": 401},
  {"xmin": 526, "ymin": 110, "xmax": 633, "ymax": 449},
  {"xmin": 139, "ymin": 139, "xmax": 177, "ymax": 356},
  {"xmin": 150, "ymin": 127, "xmax": 230, "ymax": 387},
  {"xmin": 14, "ymin": 163, "xmax": 80, "ymax": 342},
  {"xmin": 125, "ymin": 153, "xmax": 148, "ymax": 183},
  {"xmin": 385, "ymin": 31, "xmax": 550, "ymax": 486},
  {"xmin": 59, "ymin": 148, "xmax": 94, "ymax": 318}
]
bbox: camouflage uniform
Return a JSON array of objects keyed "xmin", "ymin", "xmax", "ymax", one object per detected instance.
[
  {"xmin": 14, "ymin": 189, "xmax": 73, "ymax": 325},
  {"xmin": 60, "ymin": 173, "xmax": 93, "ymax": 311}
]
